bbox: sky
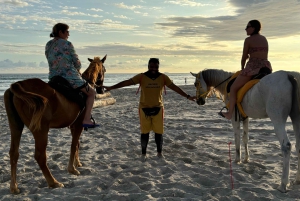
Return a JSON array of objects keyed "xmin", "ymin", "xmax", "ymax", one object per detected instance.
[{"xmin": 0, "ymin": 0, "xmax": 299, "ymax": 74}]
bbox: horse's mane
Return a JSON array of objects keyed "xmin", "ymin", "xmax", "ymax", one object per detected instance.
[
  {"xmin": 82, "ymin": 57, "xmax": 103, "ymax": 86},
  {"xmin": 200, "ymin": 69, "xmax": 234, "ymax": 100},
  {"xmin": 201, "ymin": 69, "xmax": 233, "ymax": 87}
]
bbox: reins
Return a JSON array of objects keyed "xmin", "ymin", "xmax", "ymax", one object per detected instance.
[{"xmin": 197, "ymin": 73, "xmax": 231, "ymax": 98}]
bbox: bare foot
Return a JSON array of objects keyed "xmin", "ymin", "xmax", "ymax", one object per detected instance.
[
  {"xmin": 157, "ymin": 153, "xmax": 164, "ymax": 158},
  {"xmin": 222, "ymin": 112, "xmax": 232, "ymax": 120},
  {"xmin": 140, "ymin": 154, "xmax": 147, "ymax": 162}
]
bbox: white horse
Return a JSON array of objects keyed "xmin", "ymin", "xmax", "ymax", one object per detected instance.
[{"xmin": 191, "ymin": 69, "xmax": 300, "ymax": 192}]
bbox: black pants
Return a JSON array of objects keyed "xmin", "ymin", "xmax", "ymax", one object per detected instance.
[{"xmin": 140, "ymin": 133, "xmax": 163, "ymax": 154}]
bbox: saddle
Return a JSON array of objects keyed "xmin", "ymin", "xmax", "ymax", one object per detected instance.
[
  {"xmin": 226, "ymin": 67, "xmax": 271, "ymax": 118},
  {"xmin": 48, "ymin": 76, "xmax": 87, "ymax": 109}
]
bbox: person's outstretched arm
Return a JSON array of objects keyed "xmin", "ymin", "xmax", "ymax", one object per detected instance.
[
  {"xmin": 104, "ymin": 79, "xmax": 134, "ymax": 91},
  {"xmin": 167, "ymin": 83, "xmax": 196, "ymax": 101}
]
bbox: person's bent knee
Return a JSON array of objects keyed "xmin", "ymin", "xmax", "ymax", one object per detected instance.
[
  {"xmin": 88, "ymin": 87, "xmax": 96, "ymax": 97},
  {"xmin": 81, "ymin": 85, "xmax": 96, "ymax": 97}
]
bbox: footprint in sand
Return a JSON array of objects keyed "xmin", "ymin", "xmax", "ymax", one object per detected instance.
[
  {"xmin": 182, "ymin": 144, "xmax": 196, "ymax": 150},
  {"xmin": 179, "ymin": 157, "xmax": 193, "ymax": 164},
  {"xmin": 80, "ymin": 168, "xmax": 93, "ymax": 175},
  {"xmin": 52, "ymin": 153, "xmax": 63, "ymax": 161},
  {"xmin": 171, "ymin": 144, "xmax": 181, "ymax": 149}
]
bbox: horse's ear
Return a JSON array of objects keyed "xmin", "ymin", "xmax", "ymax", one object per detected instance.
[
  {"xmin": 88, "ymin": 58, "xmax": 93, "ymax": 62},
  {"xmin": 101, "ymin": 54, "xmax": 107, "ymax": 63},
  {"xmin": 190, "ymin": 72, "xmax": 197, "ymax": 77}
]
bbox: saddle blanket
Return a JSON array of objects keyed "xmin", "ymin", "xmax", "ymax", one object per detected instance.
[{"xmin": 226, "ymin": 71, "xmax": 260, "ymax": 118}]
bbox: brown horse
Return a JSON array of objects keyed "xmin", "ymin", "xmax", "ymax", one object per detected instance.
[{"xmin": 3, "ymin": 55, "xmax": 107, "ymax": 194}]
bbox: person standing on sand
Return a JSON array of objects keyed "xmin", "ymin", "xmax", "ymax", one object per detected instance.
[{"xmin": 104, "ymin": 58, "xmax": 196, "ymax": 161}]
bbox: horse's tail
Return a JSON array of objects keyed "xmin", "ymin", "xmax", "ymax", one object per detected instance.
[
  {"xmin": 288, "ymin": 71, "xmax": 300, "ymax": 112},
  {"xmin": 10, "ymin": 82, "xmax": 48, "ymax": 132},
  {"xmin": 287, "ymin": 73, "xmax": 300, "ymax": 117}
]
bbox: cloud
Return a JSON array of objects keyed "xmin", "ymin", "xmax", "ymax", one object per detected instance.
[
  {"xmin": 164, "ymin": 0, "xmax": 212, "ymax": 7},
  {"xmin": 39, "ymin": 61, "xmax": 48, "ymax": 67},
  {"xmin": 88, "ymin": 8, "xmax": 103, "ymax": 12},
  {"xmin": 156, "ymin": 0, "xmax": 300, "ymax": 41},
  {"xmin": 114, "ymin": 15, "xmax": 130, "ymax": 19},
  {"xmin": 0, "ymin": 59, "xmax": 40, "ymax": 68},
  {"xmin": 61, "ymin": 10, "xmax": 102, "ymax": 18},
  {"xmin": 59, "ymin": 6, "xmax": 78, "ymax": 10},
  {"xmin": 114, "ymin": 2, "xmax": 142, "ymax": 10},
  {"xmin": 76, "ymin": 42, "xmax": 234, "ymax": 58},
  {"xmin": 227, "ymin": 0, "xmax": 270, "ymax": 10},
  {"xmin": 3, "ymin": 0, "xmax": 29, "ymax": 7}
]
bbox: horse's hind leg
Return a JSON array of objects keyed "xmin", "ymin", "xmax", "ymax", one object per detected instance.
[
  {"xmin": 270, "ymin": 116, "xmax": 291, "ymax": 193},
  {"xmin": 242, "ymin": 118, "xmax": 250, "ymax": 163},
  {"xmin": 68, "ymin": 123, "xmax": 83, "ymax": 175},
  {"xmin": 32, "ymin": 126, "xmax": 64, "ymax": 188},
  {"xmin": 4, "ymin": 90, "xmax": 24, "ymax": 194},
  {"xmin": 289, "ymin": 111, "xmax": 300, "ymax": 184}
]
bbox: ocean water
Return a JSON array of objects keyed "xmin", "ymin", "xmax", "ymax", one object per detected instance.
[{"xmin": 0, "ymin": 73, "xmax": 195, "ymax": 96}]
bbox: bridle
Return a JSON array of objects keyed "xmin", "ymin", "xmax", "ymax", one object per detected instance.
[{"xmin": 195, "ymin": 72, "xmax": 231, "ymax": 99}]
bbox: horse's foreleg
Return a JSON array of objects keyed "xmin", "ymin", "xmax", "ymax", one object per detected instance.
[
  {"xmin": 74, "ymin": 140, "xmax": 82, "ymax": 167},
  {"xmin": 33, "ymin": 127, "xmax": 64, "ymax": 188},
  {"xmin": 231, "ymin": 119, "xmax": 241, "ymax": 163},
  {"xmin": 242, "ymin": 118, "xmax": 250, "ymax": 163},
  {"xmin": 68, "ymin": 124, "xmax": 83, "ymax": 175}
]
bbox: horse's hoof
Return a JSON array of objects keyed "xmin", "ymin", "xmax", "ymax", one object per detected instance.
[
  {"xmin": 49, "ymin": 182, "xmax": 64, "ymax": 188},
  {"xmin": 74, "ymin": 161, "xmax": 82, "ymax": 167},
  {"xmin": 243, "ymin": 159, "xmax": 250, "ymax": 163},
  {"xmin": 68, "ymin": 168, "xmax": 80, "ymax": 175},
  {"xmin": 235, "ymin": 159, "xmax": 241, "ymax": 164},
  {"xmin": 277, "ymin": 183, "xmax": 288, "ymax": 193},
  {"xmin": 10, "ymin": 187, "xmax": 20, "ymax": 194}
]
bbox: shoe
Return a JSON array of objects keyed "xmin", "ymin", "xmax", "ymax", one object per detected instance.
[
  {"xmin": 218, "ymin": 106, "xmax": 228, "ymax": 119},
  {"xmin": 83, "ymin": 123, "xmax": 100, "ymax": 131}
]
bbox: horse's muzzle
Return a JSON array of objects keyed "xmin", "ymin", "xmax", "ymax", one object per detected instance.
[
  {"xmin": 196, "ymin": 98, "xmax": 205, "ymax": 105},
  {"xmin": 96, "ymin": 86, "xmax": 104, "ymax": 94}
]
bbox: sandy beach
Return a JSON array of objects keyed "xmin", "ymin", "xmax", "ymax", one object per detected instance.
[{"xmin": 1, "ymin": 85, "xmax": 300, "ymax": 200}]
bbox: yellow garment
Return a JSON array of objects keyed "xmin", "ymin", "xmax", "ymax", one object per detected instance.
[
  {"xmin": 139, "ymin": 107, "xmax": 164, "ymax": 134},
  {"xmin": 226, "ymin": 71, "xmax": 260, "ymax": 118},
  {"xmin": 131, "ymin": 73, "xmax": 173, "ymax": 108}
]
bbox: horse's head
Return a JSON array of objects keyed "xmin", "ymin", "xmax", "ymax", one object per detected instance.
[
  {"xmin": 190, "ymin": 71, "xmax": 208, "ymax": 105},
  {"xmin": 82, "ymin": 55, "xmax": 107, "ymax": 94}
]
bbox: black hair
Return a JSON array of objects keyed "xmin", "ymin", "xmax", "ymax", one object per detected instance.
[
  {"xmin": 50, "ymin": 23, "xmax": 69, "ymax": 37},
  {"xmin": 148, "ymin": 58, "xmax": 159, "ymax": 64},
  {"xmin": 249, "ymin": 20, "xmax": 261, "ymax": 36}
]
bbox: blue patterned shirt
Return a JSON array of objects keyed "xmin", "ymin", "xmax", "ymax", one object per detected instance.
[{"xmin": 45, "ymin": 38, "xmax": 85, "ymax": 88}]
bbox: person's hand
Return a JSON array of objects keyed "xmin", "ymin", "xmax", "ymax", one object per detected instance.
[
  {"xmin": 103, "ymin": 86, "xmax": 112, "ymax": 92},
  {"xmin": 188, "ymin": 96, "xmax": 197, "ymax": 102}
]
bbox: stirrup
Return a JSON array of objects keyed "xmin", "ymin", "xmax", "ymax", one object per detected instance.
[{"xmin": 218, "ymin": 106, "xmax": 228, "ymax": 118}]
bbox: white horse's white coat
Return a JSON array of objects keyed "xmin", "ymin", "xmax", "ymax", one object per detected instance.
[{"xmin": 191, "ymin": 69, "xmax": 300, "ymax": 193}]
